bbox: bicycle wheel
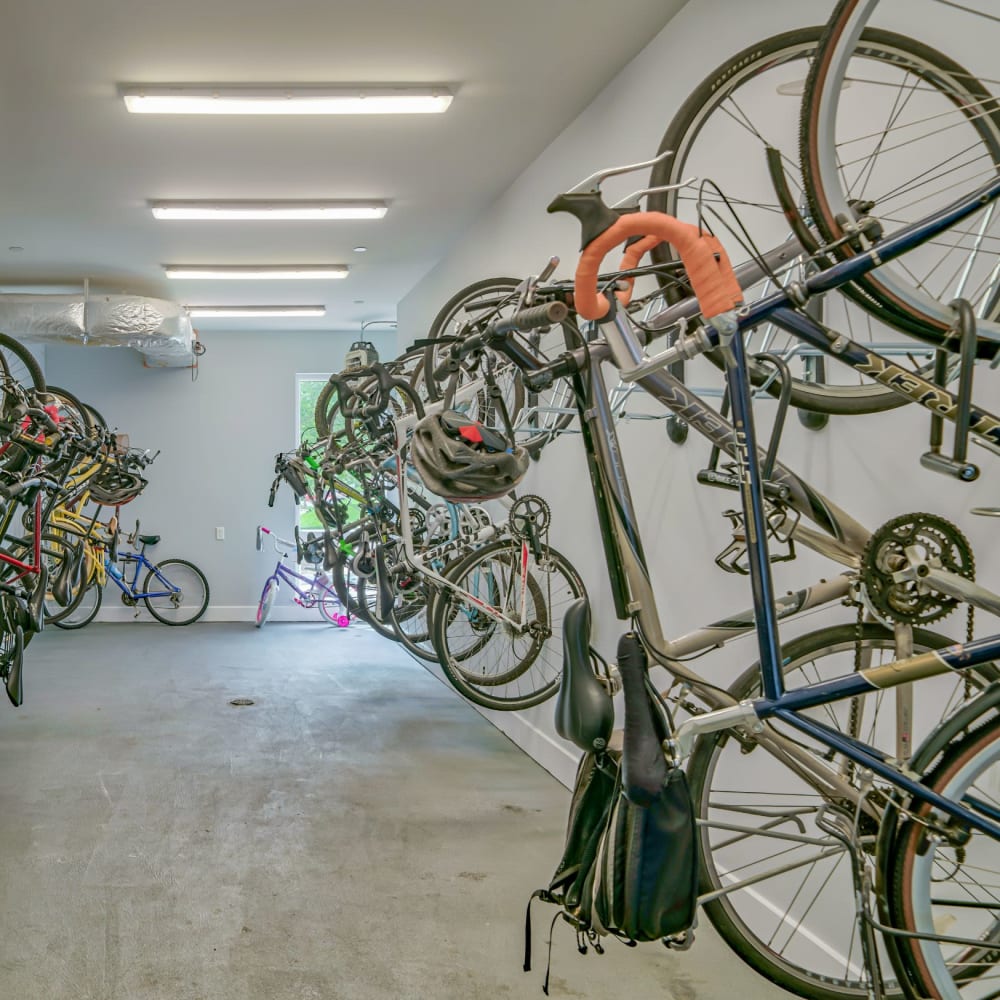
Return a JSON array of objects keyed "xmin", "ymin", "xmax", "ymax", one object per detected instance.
[
  {"xmin": 142, "ymin": 558, "xmax": 209, "ymax": 625},
  {"xmin": 649, "ymin": 26, "xmax": 963, "ymax": 414},
  {"xmin": 255, "ymin": 577, "xmax": 278, "ymax": 628},
  {"xmin": 0, "ymin": 334, "xmax": 44, "ymax": 392},
  {"xmin": 39, "ymin": 535, "xmax": 86, "ymax": 623},
  {"xmin": 431, "ymin": 539, "xmax": 585, "ymax": 711},
  {"xmin": 314, "ymin": 381, "xmax": 352, "ymax": 449},
  {"xmin": 53, "ymin": 580, "xmax": 102, "ymax": 630},
  {"xmin": 687, "ymin": 622, "xmax": 997, "ymax": 1000},
  {"xmin": 801, "ymin": 0, "xmax": 1000, "ymax": 351},
  {"xmin": 421, "ymin": 277, "xmax": 575, "ymax": 453},
  {"xmin": 388, "ymin": 580, "xmax": 438, "ymax": 662},
  {"xmin": 886, "ymin": 715, "xmax": 1000, "ymax": 999},
  {"xmin": 41, "ymin": 385, "xmax": 96, "ymax": 438},
  {"xmin": 9, "ymin": 531, "xmax": 83, "ymax": 625},
  {"xmin": 353, "ymin": 572, "xmax": 400, "ymax": 641},
  {"xmin": 1, "ymin": 623, "xmax": 24, "ymax": 707},
  {"xmin": 317, "ymin": 590, "xmax": 348, "ymax": 626}
]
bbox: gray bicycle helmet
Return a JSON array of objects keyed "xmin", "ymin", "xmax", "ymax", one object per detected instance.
[{"xmin": 409, "ymin": 410, "xmax": 529, "ymax": 502}]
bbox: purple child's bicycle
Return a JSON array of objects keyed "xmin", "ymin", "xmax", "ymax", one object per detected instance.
[{"xmin": 255, "ymin": 525, "xmax": 350, "ymax": 629}]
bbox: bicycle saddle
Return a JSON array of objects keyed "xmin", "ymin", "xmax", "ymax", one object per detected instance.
[
  {"xmin": 139, "ymin": 534, "xmax": 160, "ymax": 546},
  {"xmin": 554, "ymin": 597, "xmax": 614, "ymax": 753}
]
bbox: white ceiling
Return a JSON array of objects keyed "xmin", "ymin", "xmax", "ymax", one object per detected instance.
[{"xmin": 0, "ymin": 0, "xmax": 685, "ymax": 335}]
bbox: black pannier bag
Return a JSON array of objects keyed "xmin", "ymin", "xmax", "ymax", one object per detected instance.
[{"xmin": 525, "ymin": 624, "xmax": 698, "ymax": 992}]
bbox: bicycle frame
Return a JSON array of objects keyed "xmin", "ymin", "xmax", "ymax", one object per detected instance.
[
  {"xmin": 266, "ymin": 559, "xmax": 339, "ymax": 607},
  {"xmin": 107, "ymin": 547, "xmax": 178, "ymax": 601},
  {"xmin": 553, "ymin": 175, "xmax": 1000, "ymax": 840}
]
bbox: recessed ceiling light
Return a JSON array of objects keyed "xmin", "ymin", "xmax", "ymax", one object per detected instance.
[
  {"xmin": 353, "ymin": 246, "xmax": 368, "ymax": 253},
  {"xmin": 151, "ymin": 201, "xmax": 387, "ymax": 221},
  {"xmin": 165, "ymin": 265, "xmax": 348, "ymax": 280},
  {"xmin": 187, "ymin": 305, "xmax": 326, "ymax": 318},
  {"xmin": 121, "ymin": 86, "xmax": 452, "ymax": 115}
]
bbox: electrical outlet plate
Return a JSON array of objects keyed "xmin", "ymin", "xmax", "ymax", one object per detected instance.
[{"xmin": 215, "ymin": 527, "xmax": 225, "ymax": 540}]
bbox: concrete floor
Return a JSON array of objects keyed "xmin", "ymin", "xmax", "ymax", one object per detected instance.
[{"xmin": 0, "ymin": 622, "xmax": 787, "ymax": 1000}]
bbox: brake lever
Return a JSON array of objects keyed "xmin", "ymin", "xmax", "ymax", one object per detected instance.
[
  {"xmin": 610, "ymin": 178, "xmax": 698, "ymax": 211},
  {"xmin": 565, "ymin": 149, "xmax": 674, "ymax": 196}
]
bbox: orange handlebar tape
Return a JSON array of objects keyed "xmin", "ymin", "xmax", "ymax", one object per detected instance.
[
  {"xmin": 574, "ymin": 212, "xmax": 743, "ymax": 322},
  {"xmin": 613, "ymin": 234, "xmax": 661, "ymax": 309}
]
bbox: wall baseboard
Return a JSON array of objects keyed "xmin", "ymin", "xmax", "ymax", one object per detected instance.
[{"xmin": 94, "ymin": 604, "xmax": 319, "ymax": 624}]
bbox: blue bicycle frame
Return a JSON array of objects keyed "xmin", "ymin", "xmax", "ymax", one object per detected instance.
[
  {"xmin": 701, "ymin": 174, "xmax": 1000, "ymax": 840},
  {"xmin": 106, "ymin": 549, "xmax": 179, "ymax": 601}
]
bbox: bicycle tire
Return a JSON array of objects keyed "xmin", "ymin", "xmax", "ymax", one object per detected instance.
[
  {"xmin": 39, "ymin": 534, "xmax": 86, "ymax": 624},
  {"xmin": 430, "ymin": 539, "xmax": 585, "ymax": 711},
  {"xmin": 317, "ymin": 590, "xmax": 347, "ymax": 626},
  {"xmin": 420, "ymin": 277, "xmax": 575, "ymax": 453},
  {"xmin": 83, "ymin": 402, "xmax": 107, "ymax": 431},
  {"xmin": 255, "ymin": 576, "xmax": 278, "ymax": 628},
  {"xmin": 687, "ymin": 622, "xmax": 996, "ymax": 1000},
  {"xmin": 1, "ymin": 623, "xmax": 24, "ymax": 707},
  {"xmin": 886, "ymin": 714, "xmax": 1000, "ymax": 999},
  {"xmin": 314, "ymin": 380, "xmax": 345, "ymax": 443},
  {"xmin": 0, "ymin": 334, "xmax": 44, "ymax": 392},
  {"xmin": 8, "ymin": 531, "xmax": 84, "ymax": 625},
  {"xmin": 387, "ymin": 581, "xmax": 439, "ymax": 662},
  {"xmin": 53, "ymin": 580, "xmax": 102, "ymax": 630},
  {"xmin": 142, "ymin": 558, "xmax": 209, "ymax": 625},
  {"xmin": 649, "ymin": 25, "xmax": 961, "ymax": 414},
  {"xmin": 353, "ymin": 573, "xmax": 400, "ymax": 641},
  {"xmin": 41, "ymin": 385, "xmax": 95, "ymax": 438},
  {"xmin": 800, "ymin": 1, "xmax": 1000, "ymax": 353}
]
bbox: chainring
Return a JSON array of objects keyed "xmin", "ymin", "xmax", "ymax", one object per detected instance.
[
  {"xmin": 861, "ymin": 512, "xmax": 974, "ymax": 626},
  {"xmin": 508, "ymin": 494, "xmax": 551, "ymax": 540}
]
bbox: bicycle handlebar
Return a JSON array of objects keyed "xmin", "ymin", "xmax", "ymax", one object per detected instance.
[
  {"xmin": 327, "ymin": 363, "xmax": 418, "ymax": 421},
  {"xmin": 0, "ymin": 474, "xmax": 63, "ymax": 500},
  {"xmin": 431, "ymin": 300, "xmax": 568, "ymax": 383},
  {"xmin": 570, "ymin": 211, "xmax": 743, "ymax": 322},
  {"xmin": 257, "ymin": 524, "xmax": 295, "ymax": 556}
]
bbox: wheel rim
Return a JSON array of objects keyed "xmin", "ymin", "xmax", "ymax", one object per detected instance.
[
  {"xmin": 898, "ymin": 726, "xmax": 1000, "ymax": 999},
  {"xmin": 649, "ymin": 26, "xmax": 977, "ymax": 412},
  {"xmin": 693, "ymin": 626, "xmax": 992, "ymax": 998},
  {"xmin": 803, "ymin": 2, "xmax": 1000, "ymax": 345},
  {"xmin": 146, "ymin": 563, "xmax": 207, "ymax": 624},
  {"xmin": 434, "ymin": 545, "xmax": 584, "ymax": 711}
]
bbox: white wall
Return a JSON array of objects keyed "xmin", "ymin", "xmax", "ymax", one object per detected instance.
[
  {"xmin": 397, "ymin": 0, "xmax": 1000, "ymax": 785},
  {"xmin": 45, "ymin": 331, "xmax": 358, "ymax": 620}
]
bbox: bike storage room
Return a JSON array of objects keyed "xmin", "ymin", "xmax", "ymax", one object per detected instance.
[{"xmin": 2, "ymin": 0, "xmax": 1000, "ymax": 997}]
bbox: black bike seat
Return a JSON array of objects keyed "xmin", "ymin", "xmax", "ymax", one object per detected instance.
[
  {"xmin": 139, "ymin": 534, "xmax": 160, "ymax": 546},
  {"xmin": 555, "ymin": 597, "xmax": 614, "ymax": 753}
]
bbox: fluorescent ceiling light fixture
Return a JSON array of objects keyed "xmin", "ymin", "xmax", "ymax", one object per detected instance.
[
  {"xmin": 187, "ymin": 305, "xmax": 326, "ymax": 318},
  {"xmin": 121, "ymin": 85, "xmax": 452, "ymax": 115},
  {"xmin": 165, "ymin": 265, "xmax": 348, "ymax": 280},
  {"xmin": 150, "ymin": 200, "xmax": 387, "ymax": 221}
]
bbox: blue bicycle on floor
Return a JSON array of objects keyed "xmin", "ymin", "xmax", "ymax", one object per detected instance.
[
  {"xmin": 255, "ymin": 525, "xmax": 350, "ymax": 629},
  {"xmin": 56, "ymin": 521, "xmax": 210, "ymax": 629}
]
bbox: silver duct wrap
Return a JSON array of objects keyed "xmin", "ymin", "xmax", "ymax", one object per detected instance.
[{"xmin": 0, "ymin": 294, "xmax": 195, "ymax": 367}]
